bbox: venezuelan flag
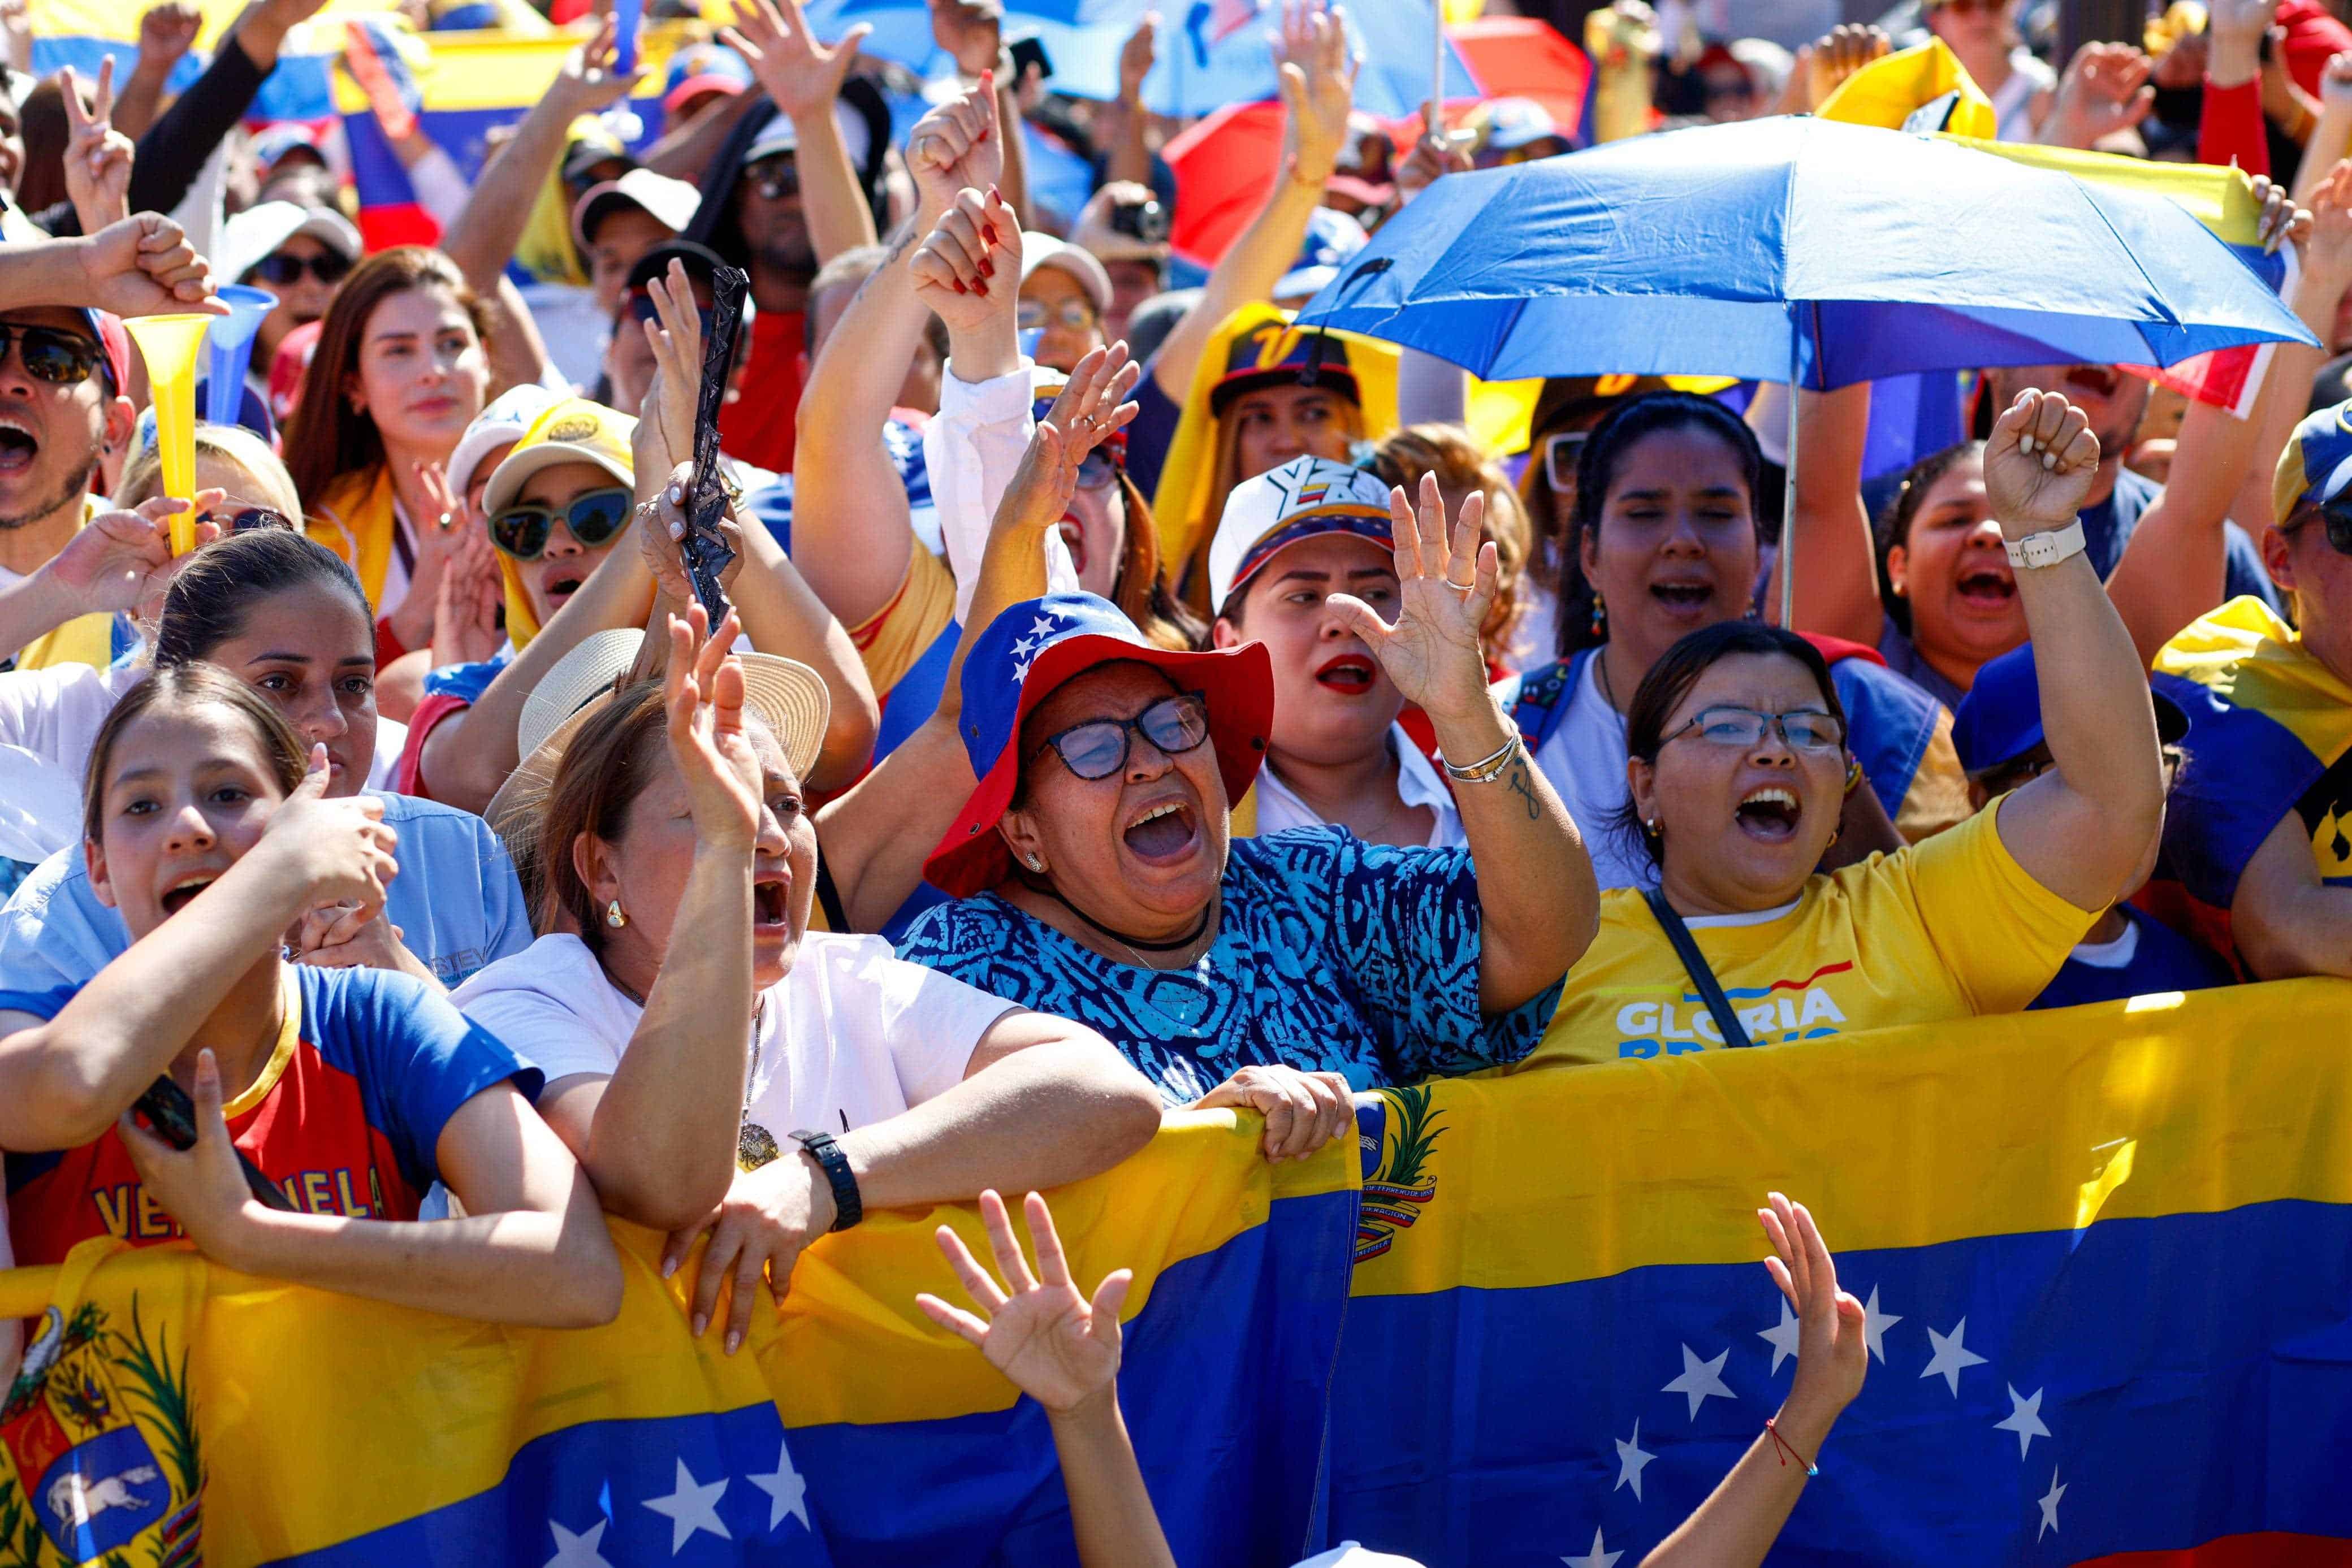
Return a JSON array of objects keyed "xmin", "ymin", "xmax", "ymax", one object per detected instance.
[
  {"xmin": 2152, "ymin": 596, "xmax": 2352, "ymax": 964},
  {"xmin": 0, "ymin": 1114, "xmax": 1357, "ymax": 1567},
  {"xmin": 1329, "ymin": 981, "xmax": 2352, "ymax": 1564},
  {"xmin": 25, "ymin": 0, "xmax": 374, "ymax": 123}
]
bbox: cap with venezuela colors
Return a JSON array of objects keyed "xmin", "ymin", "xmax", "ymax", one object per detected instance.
[
  {"xmin": 2273, "ymin": 396, "xmax": 2352, "ymax": 526},
  {"xmin": 1209, "ymin": 316, "xmax": 1359, "ymax": 417},
  {"xmin": 1206, "ymin": 455, "xmax": 1395, "ymax": 617},
  {"xmin": 480, "ymin": 397, "xmax": 636, "ymax": 520},
  {"xmin": 923, "ymin": 592, "xmax": 1273, "ymax": 898}
]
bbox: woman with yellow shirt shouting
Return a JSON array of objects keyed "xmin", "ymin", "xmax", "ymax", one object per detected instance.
[{"xmin": 1529, "ymin": 389, "xmax": 2165, "ymax": 1068}]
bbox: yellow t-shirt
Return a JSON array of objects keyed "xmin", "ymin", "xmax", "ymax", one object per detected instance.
[
  {"xmin": 849, "ymin": 543, "xmax": 956, "ymax": 699},
  {"xmin": 1527, "ymin": 804, "xmax": 2097, "ymax": 1068}
]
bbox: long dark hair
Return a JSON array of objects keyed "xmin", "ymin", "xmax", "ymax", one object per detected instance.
[
  {"xmin": 155, "ymin": 530, "xmax": 373, "ymax": 669},
  {"xmin": 282, "ymin": 246, "xmax": 488, "ymax": 507},
  {"xmin": 83, "ymin": 665, "xmax": 307, "ymax": 845},
  {"xmin": 1555, "ymin": 393, "xmax": 1762, "ymax": 661},
  {"xmin": 1113, "ymin": 472, "xmax": 1206, "ymax": 651},
  {"xmin": 1875, "ymin": 439, "xmax": 1984, "ymax": 640},
  {"xmin": 1615, "ymin": 621, "xmax": 1845, "ymax": 869}
]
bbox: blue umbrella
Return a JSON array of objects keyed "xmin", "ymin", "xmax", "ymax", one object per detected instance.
[{"xmin": 1294, "ymin": 114, "xmax": 2315, "ymax": 620}]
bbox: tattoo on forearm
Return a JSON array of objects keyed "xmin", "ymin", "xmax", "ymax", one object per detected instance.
[{"xmin": 1507, "ymin": 757, "xmax": 1541, "ymax": 822}]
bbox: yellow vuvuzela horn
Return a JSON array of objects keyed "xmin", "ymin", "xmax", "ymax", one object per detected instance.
[{"xmin": 123, "ymin": 313, "xmax": 214, "ymax": 555}]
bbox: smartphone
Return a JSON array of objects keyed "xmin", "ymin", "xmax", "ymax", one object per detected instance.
[
  {"xmin": 1008, "ymin": 32, "xmax": 1053, "ymax": 83},
  {"xmin": 131, "ymin": 1076, "xmax": 296, "ymax": 1211}
]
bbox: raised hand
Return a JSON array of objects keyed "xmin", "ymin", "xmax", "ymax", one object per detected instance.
[
  {"xmin": 253, "ymin": 745, "xmax": 399, "ymax": 917},
  {"xmin": 907, "ymin": 185, "xmax": 1019, "ymax": 334},
  {"xmin": 637, "ymin": 461, "xmax": 748, "ymax": 608},
  {"xmin": 998, "ymin": 342, "xmax": 1140, "ymax": 535},
  {"xmin": 2325, "ymin": 50, "xmax": 2352, "ymax": 110},
  {"xmin": 1984, "ymin": 388, "xmax": 2101, "ymax": 533},
  {"xmin": 1327, "ymin": 473, "xmax": 1495, "ymax": 722},
  {"xmin": 61, "ymin": 61, "xmax": 135, "ymax": 233},
  {"xmin": 928, "ymin": 0, "xmax": 1004, "ymax": 80},
  {"xmin": 1394, "ymin": 110, "xmax": 1471, "ymax": 206},
  {"xmin": 1117, "ymin": 11, "xmax": 1157, "ymax": 106},
  {"xmin": 1798, "ymin": 23, "xmax": 1888, "ymax": 111},
  {"xmin": 45, "ymin": 492, "xmax": 222, "ymax": 618},
  {"xmin": 916, "ymin": 1189, "xmax": 1131, "ymax": 1415},
  {"xmin": 1275, "ymin": 0, "xmax": 1358, "ymax": 187},
  {"xmin": 1758, "ymin": 1192, "xmax": 1867, "ymax": 1420},
  {"xmin": 725, "ymin": 0, "xmax": 870, "ymax": 122},
  {"xmin": 2047, "ymin": 41, "xmax": 2154, "ymax": 149},
  {"xmin": 429, "ymin": 514, "xmax": 505, "ymax": 668},
  {"xmin": 635, "ymin": 258, "xmax": 705, "ymax": 471},
  {"xmin": 548, "ymin": 12, "xmax": 643, "ymax": 116},
  {"xmin": 904, "ymin": 78, "xmax": 1002, "ymax": 219},
  {"xmin": 2249, "ymin": 173, "xmax": 2308, "ymax": 256},
  {"xmin": 663, "ymin": 603, "xmax": 761, "ymax": 850},
  {"xmin": 76, "ymin": 213, "xmax": 221, "ymax": 317},
  {"xmin": 135, "ymin": 3, "xmax": 201, "ymax": 79},
  {"xmin": 2302, "ymin": 159, "xmax": 2352, "ymax": 291},
  {"xmin": 2206, "ymin": 0, "xmax": 2277, "ymax": 84}
]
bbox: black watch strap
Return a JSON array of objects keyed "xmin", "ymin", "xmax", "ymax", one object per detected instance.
[{"xmin": 790, "ymin": 1129, "xmax": 862, "ymax": 1231}]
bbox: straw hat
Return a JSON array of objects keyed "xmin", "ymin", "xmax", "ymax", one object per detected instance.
[{"xmin": 484, "ymin": 627, "xmax": 831, "ymax": 860}]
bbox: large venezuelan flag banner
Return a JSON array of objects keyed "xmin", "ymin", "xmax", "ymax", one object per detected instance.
[
  {"xmin": 1330, "ymin": 980, "xmax": 2352, "ymax": 1565},
  {"xmin": 0, "ymin": 1114, "xmax": 1357, "ymax": 1567}
]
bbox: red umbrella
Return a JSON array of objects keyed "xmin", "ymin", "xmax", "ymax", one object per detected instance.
[
  {"xmin": 1166, "ymin": 99, "xmax": 1289, "ymax": 270},
  {"xmin": 1446, "ymin": 19, "xmax": 1589, "ymax": 141}
]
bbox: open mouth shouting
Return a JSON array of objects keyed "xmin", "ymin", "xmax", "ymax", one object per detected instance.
[
  {"xmin": 751, "ymin": 866, "xmax": 791, "ymax": 937},
  {"xmin": 1649, "ymin": 575, "xmax": 1716, "ymax": 620},
  {"xmin": 2061, "ymin": 365, "xmax": 2122, "ymax": 402},
  {"xmin": 1953, "ymin": 556, "xmax": 2017, "ymax": 613},
  {"xmin": 1121, "ymin": 795, "xmax": 1200, "ymax": 865},
  {"xmin": 158, "ymin": 870, "xmax": 219, "ymax": 917},
  {"xmin": 539, "ymin": 563, "xmax": 586, "ymax": 610},
  {"xmin": 1056, "ymin": 517, "xmax": 1088, "ymax": 578},
  {"xmin": 1313, "ymin": 652, "xmax": 1377, "ymax": 695},
  {"xmin": 0, "ymin": 414, "xmax": 39, "ymax": 480},
  {"xmin": 1733, "ymin": 784, "xmax": 1802, "ymax": 843}
]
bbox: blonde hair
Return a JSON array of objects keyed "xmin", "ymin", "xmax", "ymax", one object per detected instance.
[
  {"xmin": 1368, "ymin": 422, "xmax": 1532, "ymax": 651},
  {"xmin": 117, "ymin": 423, "xmax": 301, "ymax": 520}
]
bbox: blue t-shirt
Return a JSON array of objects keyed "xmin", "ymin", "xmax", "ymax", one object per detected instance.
[
  {"xmin": 896, "ymin": 828, "xmax": 1562, "ymax": 1105},
  {"xmin": 0, "ymin": 791, "xmax": 533, "ymax": 993},
  {"xmin": 2082, "ymin": 464, "xmax": 2279, "ymax": 612},
  {"xmin": 2027, "ymin": 904, "xmax": 2236, "ymax": 1011},
  {"xmin": 1123, "ymin": 361, "xmax": 1183, "ymax": 501},
  {"xmin": 420, "ymin": 653, "xmax": 508, "ymax": 708}
]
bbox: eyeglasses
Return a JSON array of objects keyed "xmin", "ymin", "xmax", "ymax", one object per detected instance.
[
  {"xmin": 745, "ymin": 157, "xmax": 800, "ymax": 201},
  {"xmin": 2288, "ymin": 497, "xmax": 2352, "ymax": 557},
  {"xmin": 0, "ymin": 322, "xmax": 102, "ymax": 385},
  {"xmin": 201, "ymin": 503, "xmax": 293, "ymax": 534},
  {"xmin": 487, "ymin": 486, "xmax": 634, "ymax": 560},
  {"xmin": 1662, "ymin": 705, "xmax": 1847, "ymax": 753},
  {"xmin": 1030, "ymin": 691, "xmax": 1210, "ymax": 780},
  {"xmin": 1076, "ymin": 447, "xmax": 1121, "ymax": 492},
  {"xmin": 1018, "ymin": 296, "xmax": 1101, "ymax": 334},
  {"xmin": 247, "ymin": 250, "xmax": 352, "ymax": 287},
  {"xmin": 1542, "ymin": 430, "xmax": 1589, "ymax": 493}
]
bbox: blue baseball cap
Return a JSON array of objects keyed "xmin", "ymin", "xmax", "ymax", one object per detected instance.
[
  {"xmin": 1274, "ymin": 206, "xmax": 1368, "ymax": 303},
  {"xmin": 1952, "ymin": 642, "xmax": 2188, "ymax": 776},
  {"xmin": 924, "ymin": 592, "xmax": 1272, "ymax": 898},
  {"xmin": 664, "ymin": 42, "xmax": 753, "ymax": 116},
  {"xmin": 2273, "ymin": 397, "xmax": 2352, "ymax": 526}
]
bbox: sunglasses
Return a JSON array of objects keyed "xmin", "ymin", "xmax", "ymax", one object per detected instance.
[
  {"xmin": 1663, "ymin": 705, "xmax": 1847, "ymax": 753},
  {"xmin": 201, "ymin": 503, "xmax": 294, "ymax": 534},
  {"xmin": 247, "ymin": 250, "xmax": 353, "ymax": 287},
  {"xmin": 487, "ymin": 486, "xmax": 633, "ymax": 561},
  {"xmin": 1542, "ymin": 430, "xmax": 1588, "ymax": 493},
  {"xmin": 1018, "ymin": 297, "xmax": 1101, "ymax": 333},
  {"xmin": 746, "ymin": 157, "xmax": 800, "ymax": 201},
  {"xmin": 0, "ymin": 322, "xmax": 102, "ymax": 385},
  {"xmin": 2289, "ymin": 496, "xmax": 2352, "ymax": 556},
  {"xmin": 1030, "ymin": 691, "xmax": 1210, "ymax": 781}
]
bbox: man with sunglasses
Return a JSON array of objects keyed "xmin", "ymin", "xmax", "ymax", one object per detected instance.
[
  {"xmin": 2149, "ymin": 401, "xmax": 2352, "ymax": 984},
  {"xmin": 0, "ymin": 306, "xmax": 136, "ymax": 673},
  {"xmin": 216, "ymin": 200, "xmax": 362, "ymax": 399}
]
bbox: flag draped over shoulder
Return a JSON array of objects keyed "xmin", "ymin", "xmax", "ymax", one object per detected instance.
[
  {"xmin": 1328, "ymin": 980, "xmax": 2352, "ymax": 1565},
  {"xmin": 0, "ymin": 1115, "xmax": 1359, "ymax": 1568}
]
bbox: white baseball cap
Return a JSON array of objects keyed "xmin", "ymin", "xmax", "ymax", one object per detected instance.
[
  {"xmin": 1206, "ymin": 454, "xmax": 1396, "ymax": 617},
  {"xmin": 1021, "ymin": 232, "xmax": 1114, "ymax": 317},
  {"xmin": 217, "ymin": 201, "xmax": 362, "ymax": 288},
  {"xmin": 573, "ymin": 167, "xmax": 702, "ymax": 249},
  {"xmin": 449, "ymin": 384, "xmax": 566, "ymax": 502},
  {"xmin": 743, "ymin": 102, "xmax": 874, "ymax": 173}
]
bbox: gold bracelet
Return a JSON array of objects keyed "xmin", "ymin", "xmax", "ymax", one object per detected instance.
[{"xmin": 1443, "ymin": 733, "xmax": 1523, "ymax": 785}]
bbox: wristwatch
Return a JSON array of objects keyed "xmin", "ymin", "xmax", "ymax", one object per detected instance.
[
  {"xmin": 2003, "ymin": 519, "xmax": 2088, "ymax": 571},
  {"xmin": 790, "ymin": 1129, "xmax": 862, "ymax": 1232}
]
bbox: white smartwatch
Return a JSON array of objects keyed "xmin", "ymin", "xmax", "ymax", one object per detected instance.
[{"xmin": 2003, "ymin": 519, "xmax": 2088, "ymax": 571}]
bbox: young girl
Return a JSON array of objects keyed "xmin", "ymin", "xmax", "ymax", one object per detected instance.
[{"xmin": 0, "ymin": 664, "xmax": 618, "ymax": 1326}]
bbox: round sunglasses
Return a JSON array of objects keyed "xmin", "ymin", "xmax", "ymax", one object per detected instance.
[
  {"xmin": 487, "ymin": 486, "xmax": 634, "ymax": 561},
  {"xmin": 1030, "ymin": 692, "xmax": 1211, "ymax": 780}
]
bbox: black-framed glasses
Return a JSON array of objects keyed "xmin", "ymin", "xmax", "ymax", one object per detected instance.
[
  {"xmin": 1030, "ymin": 691, "xmax": 1210, "ymax": 780},
  {"xmin": 1018, "ymin": 296, "xmax": 1100, "ymax": 333},
  {"xmin": 488, "ymin": 486, "xmax": 633, "ymax": 560},
  {"xmin": 1542, "ymin": 430, "xmax": 1588, "ymax": 492},
  {"xmin": 0, "ymin": 322, "xmax": 102, "ymax": 385},
  {"xmin": 248, "ymin": 250, "xmax": 352, "ymax": 287},
  {"xmin": 2288, "ymin": 496, "xmax": 2352, "ymax": 557},
  {"xmin": 746, "ymin": 157, "xmax": 800, "ymax": 201},
  {"xmin": 1663, "ymin": 705, "xmax": 1847, "ymax": 753}
]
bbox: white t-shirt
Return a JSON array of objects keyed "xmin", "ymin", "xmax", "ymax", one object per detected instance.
[
  {"xmin": 2066, "ymin": 919, "xmax": 2139, "ymax": 970},
  {"xmin": 451, "ymin": 930, "xmax": 1019, "ymax": 1137},
  {"xmin": 1254, "ymin": 722, "xmax": 1465, "ymax": 848},
  {"xmin": 1530, "ymin": 655, "xmax": 1653, "ymax": 893},
  {"xmin": 0, "ymin": 662, "xmax": 407, "ymax": 860}
]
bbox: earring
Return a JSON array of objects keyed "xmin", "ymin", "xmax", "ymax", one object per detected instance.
[
  {"xmin": 1826, "ymin": 828, "xmax": 1841, "ymax": 848},
  {"xmin": 1642, "ymin": 818, "xmax": 1659, "ymax": 838},
  {"xmin": 1590, "ymin": 592, "xmax": 1609, "ymax": 639},
  {"xmin": 1026, "ymin": 855, "xmax": 1045, "ymax": 870},
  {"xmin": 606, "ymin": 899, "xmax": 627, "ymax": 929}
]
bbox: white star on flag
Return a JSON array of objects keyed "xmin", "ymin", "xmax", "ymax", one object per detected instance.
[
  {"xmin": 1995, "ymin": 1385, "xmax": 2051, "ymax": 1459},
  {"xmin": 1010, "ymin": 634, "xmax": 1041, "ymax": 659},
  {"xmin": 1613, "ymin": 1421, "xmax": 1655, "ymax": 1502},
  {"xmin": 1759, "ymin": 1301, "xmax": 1801, "ymax": 1376},
  {"xmin": 2038, "ymin": 1468, "xmax": 2067, "ymax": 1540},
  {"xmin": 1027, "ymin": 613, "xmax": 1062, "ymax": 640},
  {"xmin": 1919, "ymin": 1317, "xmax": 1990, "ymax": 1398},
  {"xmin": 1011, "ymin": 655, "xmax": 1036, "ymax": 684},
  {"xmin": 642, "ymin": 1458, "xmax": 730, "ymax": 1554},
  {"xmin": 1860, "ymin": 1285, "xmax": 1903, "ymax": 1365},
  {"xmin": 747, "ymin": 1437, "xmax": 811, "ymax": 1531},
  {"xmin": 1560, "ymin": 1526, "xmax": 1624, "ymax": 1568},
  {"xmin": 543, "ymin": 1517, "xmax": 613, "ymax": 1568},
  {"xmin": 1663, "ymin": 1343, "xmax": 1736, "ymax": 1421}
]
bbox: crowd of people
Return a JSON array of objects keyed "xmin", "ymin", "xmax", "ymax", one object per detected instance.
[{"xmin": 0, "ymin": 0, "xmax": 2347, "ymax": 1560}]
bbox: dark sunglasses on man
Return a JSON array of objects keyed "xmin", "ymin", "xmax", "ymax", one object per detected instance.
[
  {"xmin": 0, "ymin": 322, "xmax": 104, "ymax": 385},
  {"xmin": 2289, "ymin": 495, "xmax": 2352, "ymax": 556},
  {"xmin": 488, "ymin": 487, "xmax": 634, "ymax": 560},
  {"xmin": 247, "ymin": 250, "xmax": 353, "ymax": 288},
  {"xmin": 1031, "ymin": 692, "xmax": 1212, "ymax": 781},
  {"xmin": 746, "ymin": 157, "xmax": 800, "ymax": 202}
]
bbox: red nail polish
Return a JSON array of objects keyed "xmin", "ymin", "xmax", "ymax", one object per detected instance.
[
  {"xmin": 978, "ymin": 257, "xmax": 995, "ymax": 278},
  {"xmin": 983, "ymin": 224, "xmax": 1000, "ymax": 246},
  {"xmin": 974, "ymin": 279, "xmax": 990, "ymax": 297},
  {"xmin": 988, "ymin": 184, "xmax": 1001, "ymax": 203},
  {"xmin": 952, "ymin": 277, "xmax": 968, "ymax": 294}
]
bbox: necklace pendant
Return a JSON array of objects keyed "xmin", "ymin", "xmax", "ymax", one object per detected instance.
[{"xmin": 738, "ymin": 1121, "xmax": 780, "ymax": 1172}]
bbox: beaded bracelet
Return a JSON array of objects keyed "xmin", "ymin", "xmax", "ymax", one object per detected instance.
[{"xmin": 1764, "ymin": 1417, "xmax": 1818, "ymax": 1478}]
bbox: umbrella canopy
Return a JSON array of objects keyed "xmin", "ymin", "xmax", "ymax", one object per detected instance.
[
  {"xmin": 1295, "ymin": 115, "xmax": 2316, "ymax": 388},
  {"xmin": 1446, "ymin": 18, "xmax": 1589, "ymax": 141}
]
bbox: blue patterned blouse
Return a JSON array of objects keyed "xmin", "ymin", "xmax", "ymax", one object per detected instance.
[{"xmin": 896, "ymin": 827, "xmax": 1560, "ymax": 1106}]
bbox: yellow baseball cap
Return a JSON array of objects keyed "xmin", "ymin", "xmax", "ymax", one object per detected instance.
[{"xmin": 481, "ymin": 397, "xmax": 637, "ymax": 520}]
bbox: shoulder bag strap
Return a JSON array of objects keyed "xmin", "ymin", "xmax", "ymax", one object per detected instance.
[{"xmin": 1640, "ymin": 887, "xmax": 1754, "ymax": 1050}]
